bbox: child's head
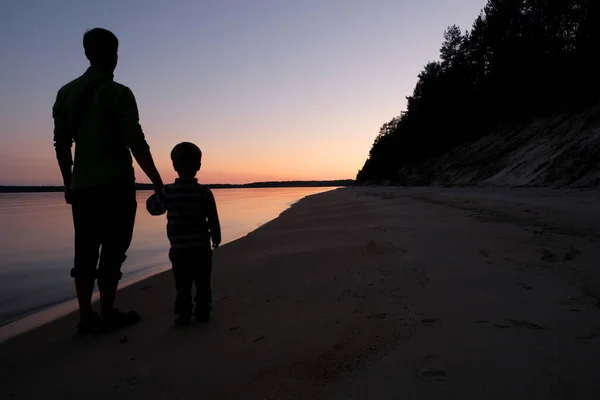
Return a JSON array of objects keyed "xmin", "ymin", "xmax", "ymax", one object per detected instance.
[{"xmin": 171, "ymin": 142, "xmax": 202, "ymax": 178}]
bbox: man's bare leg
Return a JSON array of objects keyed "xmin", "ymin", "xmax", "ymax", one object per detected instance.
[
  {"xmin": 97, "ymin": 277, "xmax": 118, "ymax": 320},
  {"xmin": 74, "ymin": 277, "xmax": 95, "ymax": 321}
]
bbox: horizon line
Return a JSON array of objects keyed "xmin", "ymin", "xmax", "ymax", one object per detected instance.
[
  {"xmin": 0, "ymin": 179, "xmax": 356, "ymax": 193},
  {"xmin": 0, "ymin": 178, "xmax": 354, "ymax": 188}
]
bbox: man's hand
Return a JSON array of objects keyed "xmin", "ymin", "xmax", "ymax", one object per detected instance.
[{"xmin": 64, "ymin": 186, "xmax": 73, "ymax": 205}]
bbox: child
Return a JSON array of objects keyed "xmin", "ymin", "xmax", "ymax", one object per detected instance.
[{"xmin": 146, "ymin": 142, "xmax": 221, "ymax": 326}]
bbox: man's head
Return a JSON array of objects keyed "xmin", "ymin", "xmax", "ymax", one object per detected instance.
[
  {"xmin": 171, "ymin": 142, "xmax": 202, "ymax": 178},
  {"xmin": 83, "ymin": 28, "xmax": 119, "ymax": 71}
]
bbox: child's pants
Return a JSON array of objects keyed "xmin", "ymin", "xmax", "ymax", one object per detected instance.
[{"xmin": 169, "ymin": 247, "xmax": 213, "ymax": 317}]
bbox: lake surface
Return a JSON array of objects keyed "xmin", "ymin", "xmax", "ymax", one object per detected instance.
[{"xmin": 0, "ymin": 187, "xmax": 335, "ymax": 326}]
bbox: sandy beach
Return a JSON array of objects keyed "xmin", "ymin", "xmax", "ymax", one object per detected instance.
[{"xmin": 2, "ymin": 186, "xmax": 600, "ymax": 399}]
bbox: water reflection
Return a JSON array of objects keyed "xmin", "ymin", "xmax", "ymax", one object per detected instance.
[{"xmin": 0, "ymin": 187, "xmax": 335, "ymax": 325}]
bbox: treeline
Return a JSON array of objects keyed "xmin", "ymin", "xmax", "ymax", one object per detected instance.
[
  {"xmin": 0, "ymin": 180, "xmax": 354, "ymax": 193},
  {"xmin": 203, "ymin": 180, "xmax": 354, "ymax": 189},
  {"xmin": 357, "ymin": 0, "xmax": 600, "ymax": 183}
]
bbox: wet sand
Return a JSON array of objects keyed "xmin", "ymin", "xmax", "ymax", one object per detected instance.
[{"xmin": 2, "ymin": 186, "xmax": 600, "ymax": 399}]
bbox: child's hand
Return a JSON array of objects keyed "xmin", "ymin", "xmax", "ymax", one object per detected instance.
[{"xmin": 146, "ymin": 192, "xmax": 166, "ymax": 216}]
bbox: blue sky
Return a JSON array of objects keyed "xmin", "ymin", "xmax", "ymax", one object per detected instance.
[{"xmin": 0, "ymin": 0, "xmax": 487, "ymax": 184}]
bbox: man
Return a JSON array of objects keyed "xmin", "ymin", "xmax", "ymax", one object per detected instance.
[{"xmin": 52, "ymin": 28, "xmax": 163, "ymax": 334}]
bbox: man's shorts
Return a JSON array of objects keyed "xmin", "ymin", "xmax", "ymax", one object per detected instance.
[{"xmin": 70, "ymin": 185, "xmax": 137, "ymax": 280}]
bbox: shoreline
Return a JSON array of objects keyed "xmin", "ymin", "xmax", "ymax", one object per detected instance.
[
  {"xmin": 3, "ymin": 186, "xmax": 600, "ymax": 399},
  {"xmin": 0, "ymin": 189, "xmax": 330, "ymax": 343},
  {"xmin": 0, "ymin": 267, "xmax": 165, "ymax": 343}
]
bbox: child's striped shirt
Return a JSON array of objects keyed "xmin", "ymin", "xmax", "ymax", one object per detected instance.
[{"xmin": 152, "ymin": 178, "xmax": 221, "ymax": 250}]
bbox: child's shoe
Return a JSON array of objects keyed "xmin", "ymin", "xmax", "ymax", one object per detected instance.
[
  {"xmin": 195, "ymin": 310, "xmax": 211, "ymax": 323},
  {"xmin": 174, "ymin": 314, "xmax": 191, "ymax": 327}
]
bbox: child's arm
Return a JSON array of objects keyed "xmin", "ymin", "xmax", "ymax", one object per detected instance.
[{"xmin": 206, "ymin": 189, "xmax": 221, "ymax": 248}]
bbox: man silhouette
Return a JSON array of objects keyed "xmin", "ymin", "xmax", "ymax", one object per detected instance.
[{"xmin": 52, "ymin": 28, "xmax": 163, "ymax": 334}]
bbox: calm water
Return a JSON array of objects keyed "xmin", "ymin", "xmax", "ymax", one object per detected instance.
[{"xmin": 0, "ymin": 187, "xmax": 335, "ymax": 326}]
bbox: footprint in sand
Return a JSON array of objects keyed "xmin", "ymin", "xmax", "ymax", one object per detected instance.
[
  {"xmin": 127, "ymin": 376, "xmax": 140, "ymax": 386},
  {"xmin": 478, "ymin": 249, "xmax": 491, "ymax": 257},
  {"xmin": 540, "ymin": 247, "xmax": 582, "ymax": 263},
  {"xmin": 540, "ymin": 249, "xmax": 559, "ymax": 263},
  {"xmin": 494, "ymin": 320, "xmax": 547, "ymax": 330},
  {"xmin": 508, "ymin": 319, "xmax": 548, "ymax": 330},
  {"xmin": 563, "ymin": 247, "xmax": 581, "ymax": 262},
  {"xmin": 418, "ymin": 369, "xmax": 448, "ymax": 383},
  {"xmin": 576, "ymin": 331, "xmax": 600, "ymax": 340},
  {"xmin": 366, "ymin": 313, "xmax": 390, "ymax": 319}
]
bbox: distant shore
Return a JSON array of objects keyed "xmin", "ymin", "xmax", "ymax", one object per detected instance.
[{"xmin": 0, "ymin": 180, "xmax": 354, "ymax": 193}]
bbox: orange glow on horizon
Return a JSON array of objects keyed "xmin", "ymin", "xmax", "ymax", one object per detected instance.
[
  {"xmin": 1, "ymin": 123, "xmax": 363, "ymax": 186},
  {"xmin": 0, "ymin": 149, "xmax": 356, "ymax": 186}
]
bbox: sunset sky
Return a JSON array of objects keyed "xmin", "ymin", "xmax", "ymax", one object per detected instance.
[{"xmin": 0, "ymin": 0, "xmax": 486, "ymax": 185}]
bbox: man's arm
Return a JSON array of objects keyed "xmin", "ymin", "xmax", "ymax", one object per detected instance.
[
  {"xmin": 52, "ymin": 90, "xmax": 73, "ymax": 203},
  {"xmin": 206, "ymin": 189, "xmax": 222, "ymax": 248},
  {"xmin": 117, "ymin": 86, "xmax": 163, "ymax": 192}
]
